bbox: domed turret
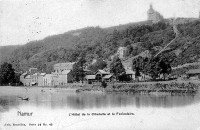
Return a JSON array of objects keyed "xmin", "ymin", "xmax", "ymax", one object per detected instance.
[
  {"xmin": 147, "ymin": 4, "xmax": 164, "ymax": 23},
  {"xmin": 147, "ymin": 4, "xmax": 154, "ymax": 14}
]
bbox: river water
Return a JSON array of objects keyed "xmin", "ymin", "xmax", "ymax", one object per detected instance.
[{"xmin": 0, "ymin": 86, "xmax": 200, "ymax": 130}]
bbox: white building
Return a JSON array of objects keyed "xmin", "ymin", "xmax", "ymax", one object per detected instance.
[
  {"xmin": 38, "ymin": 73, "xmax": 46, "ymax": 86},
  {"xmin": 43, "ymin": 74, "xmax": 54, "ymax": 86},
  {"xmin": 147, "ymin": 4, "xmax": 164, "ymax": 23},
  {"xmin": 53, "ymin": 62, "xmax": 75, "ymax": 86},
  {"xmin": 117, "ymin": 47, "xmax": 127, "ymax": 59},
  {"xmin": 53, "ymin": 70, "xmax": 73, "ymax": 86}
]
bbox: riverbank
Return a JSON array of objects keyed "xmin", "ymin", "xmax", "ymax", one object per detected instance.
[
  {"xmin": 1, "ymin": 80, "xmax": 199, "ymax": 95},
  {"xmin": 76, "ymin": 80, "xmax": 200, "ymax": 95},
  {"xmin": 106, "ymin": 82, "xmax": 198, "ymax": 94}
]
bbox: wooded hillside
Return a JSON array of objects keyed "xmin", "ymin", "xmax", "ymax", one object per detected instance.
[{"xmin": 1, "ymin": 18, "xmax": 200, "ymax": 73}]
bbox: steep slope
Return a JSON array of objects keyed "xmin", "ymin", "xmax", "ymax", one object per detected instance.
[
  {"xmin": 0, "ymin": 45, "xmax": 21, "ymax": 64},
  {"xmin": 8, "ymin": 27, "xmax": 108, "ymax": 72},
  {"xmin": 119, "ymin": 19, "xmax": 200, "ymax": 71},
  {"xmin": 0, "ymin": 18, "xmax": 199, "ymax": 73}
]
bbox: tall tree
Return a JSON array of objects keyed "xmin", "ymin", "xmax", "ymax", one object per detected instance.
[
  {"xmin": 110, "ymin": 56, "xmax": 125, "ymax": 81},
  {"xmin": 146, "ymin": 58, "xmax": 160, "ymax": 80},
  {"xmin": 126, "ymin": 45, "xmax": 133, "ymax": 57},
  {"xmin": 122, "ymin": 38, "xmax": 131, "ymax": 47},
  {"xmin": 158, "ymin": 57, "xmax": 172, "ymax": 80},
  {"xmin": 0, "ymin": 62, "xmax": 16, "ymax": 85},
  {"xmin": 132, "ymin": 56, "xmax": 172, "ymax": 81},
  {"xmin": 71, "ymin": 56, "xmax": 86, "ymax": 83}
]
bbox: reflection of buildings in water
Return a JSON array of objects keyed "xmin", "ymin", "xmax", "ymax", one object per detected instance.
[
  {"xmin": 66, "ymin": 94, "xmax": 108, "ymax": 109},
  {"xmin": 33, "ymin": 91, "xmax": 70, "ymax": 109},
  {"xmin": 21, "ymin": 93, "xmax": 197, "ymax": 109},
  {"xmin": 63, "ymin": 94, "xmax": 196, "ymax": 109},
  {"xmin": 0, "ymin": 96, "xmax": 20, "ymax": 112},
  {"xmin": 0, "ymin": 92, "xmax": 198, "ymax": 112}
]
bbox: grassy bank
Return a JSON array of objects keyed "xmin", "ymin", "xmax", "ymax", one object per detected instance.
[
  {"xmin": 76, "ymin": 81, "xmax": 200, "ymax": 95},
  {"xmin": 106, "ymin": 82, "xmax": 198, "ymax": 94}
]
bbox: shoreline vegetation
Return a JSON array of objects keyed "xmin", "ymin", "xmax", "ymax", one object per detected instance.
[{"xmin": 75, "ymin": 80, "xmax": 200, "ymax": 95}]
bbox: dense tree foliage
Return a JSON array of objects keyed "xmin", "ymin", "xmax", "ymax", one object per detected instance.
[
  {"xmin": 110, "ymin": 56, "xmax": 125, "ymax": 81},
  {"xmin": 71, "ymin": 56, "xmax": 86, "ymax": 82},
  {"xmin": 0, "ymin": 19, "xmax": 200, "ymax": 75},
  {"xmin": 0, "ymin": 62, "xmax": 20, "ymax": 85},
  {"xmin": 132, "ymin": 55, "xmax": 172, "ymax": 80},
  {"xmin": 87, "ymin": 58, "xmax": 107, "ymax": 72}
]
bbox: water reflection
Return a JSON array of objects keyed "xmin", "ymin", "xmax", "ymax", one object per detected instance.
[
  {"xmin": 65, "ymin": 94, "xmax": 196, "ymax": 109},
  {"xmin": 0, "ymin": 86, "xmax": 199, "ymax": 112},
  {"xmin": 0, "ymin": 96, "xmax": 20, "ymax": 112},
  {"xmin": 1, "ymin": 87, "xmax": 200, "ymax": 130}
]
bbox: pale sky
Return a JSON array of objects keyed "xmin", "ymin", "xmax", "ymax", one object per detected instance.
[{"xmin": 0, "ymin": 0, "xmax": 200, "ymax": 46}]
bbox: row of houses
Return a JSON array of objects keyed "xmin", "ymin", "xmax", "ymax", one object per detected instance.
[
  {"xmin": 22, "ymin": 61, "xmax": 200, "ymax": 86},
  {"xmin": 20, "ymin": 61, "xmax": 142, "ymax": 86},
  {"xmin": 20, "ymin": 62, "xmax": 75, "ymax": 86},
  {"xmin": 85, "ymin": 69, "xmax": 137, "ymax": 83}
]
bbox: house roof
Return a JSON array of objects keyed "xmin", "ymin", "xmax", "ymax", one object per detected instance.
[
  {"xmin": 25, "ymin": 75, "xmax": 31, "ymax": 79},
  {"xmin": 83, "ymin": 69, "xmax": 92, "ymax": 72},
  {"xmin": 85, "ymin": 75, "xmax": 96, "ymax": 80},
  {"xmin": 40, "ymin": 73, "xmax": 46, "ymax": 76},
  {"xmin": 21, "ymin": 72, "xmax": 27, "ymax": 76},
  {"xmin": 97, "ymin": 69, "xmax": 110, "ymax": 75},
  {"xmin": 102, "ymin": 74, "xmax": 113, "ymax": 79},
  {"xmin": 126, "ymin": 70, "xmax": 135, "ymax": 75},
  {"xmin": 61, "ymin": 70, "xmax": 71, "ymax": 74},
  {"xmin": 186, "ymin": 69, "xmax": 200, "ymax": 74},
  {"xmin": 32, "ymin": 73, "xmax": 40, "ymax": 76},
  {"xmin": 31, "ymin": 82, "xmax": 36, "ymax": 84},
  {"xmin": 29, "ymin": 68, "xmax": 37, "ymax": 70},
  {"xmin": 44, "ymin": 74, "xmax": 53, "ymax": 78},
  {"xmin": 118, "ymin": 47, "xmax": 127, "ymax": 50}
]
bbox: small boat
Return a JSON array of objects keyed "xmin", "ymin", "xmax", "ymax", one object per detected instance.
[{"xmin": 17, "ymin": 96, "xmax": 29, "ymax": 101}]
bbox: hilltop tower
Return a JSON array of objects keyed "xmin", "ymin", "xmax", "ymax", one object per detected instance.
[
  {"xmin": 147, "ymin": 4, "xmax": 164, "ymax": 23},
  {"xmin": 147, "ymin": 4, "xmax": 154, "ymax": 20}
]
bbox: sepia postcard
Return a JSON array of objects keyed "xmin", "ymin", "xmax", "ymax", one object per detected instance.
[{"xmin": 1, "ymin": 0, "xmax": 200, "ymax": 130}]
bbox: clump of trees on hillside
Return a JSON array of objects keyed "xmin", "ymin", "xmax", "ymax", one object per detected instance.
[
  {"xmin": 5, "ymin": 20, "xmax": 200, "ymax": 74},
  {"xmin": 132, "ymin": 55, "xmax": 172, "ymax": 81},
  {"xmin": 87, "ymin": 58, "xmax": 107, "ymax": 72},
  {"xmin": 7, "ymin": 22, "xmax": 172, "ymax": 73},
  {"xmin": 0, "ymin": 62, "xmax": 21, "ymax": 85},
  {"xmin": 110, "ymin": 56, "xmax": 130, "ymax": 81},
  {"xmin": 71, "ymin": 56, "xmax": 86, "ymax": 83}
]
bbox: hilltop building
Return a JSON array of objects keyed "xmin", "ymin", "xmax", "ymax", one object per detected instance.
[{"xmin": 147, "ymin": 4, "xmax": 164, "ymax": 23}]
